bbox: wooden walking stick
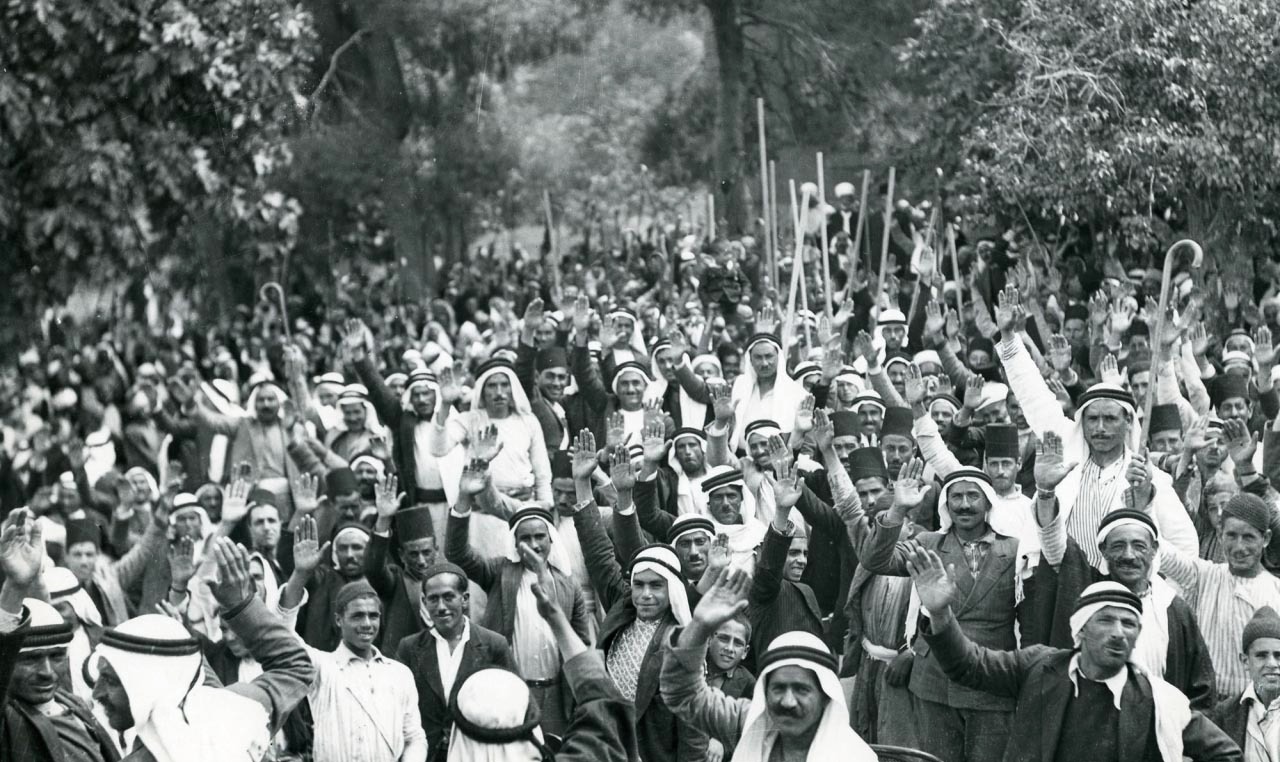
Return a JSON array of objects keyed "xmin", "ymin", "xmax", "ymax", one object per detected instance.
[
  {"xmin": 848, "ymin": 169, "xmax": 870, "ymax": 281},
  {"xmin": 817, "ymin": 152, "xmax": 832, "ymax": 319},
  {"xmin": 758, "ymin": 98, "xmax": 772, "ymax": 283},
  {"xmin": 876, "ymin": 167, "xmax": 896, "ymax": 312}
]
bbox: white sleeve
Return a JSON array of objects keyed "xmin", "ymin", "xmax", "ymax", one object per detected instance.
[
  {"xmin": 912, "ymin": 411, "xmax": 961, "ymax": 479},
  {"xmin": 1149, "ymin": 474, "xmax": 1200, "ymax": 560},
  {"xmin": 996, "ymin": 336, "xmax": 1072, "ymax": 440}
]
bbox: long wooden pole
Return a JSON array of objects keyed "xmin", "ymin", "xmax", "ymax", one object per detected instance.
[
  {"xmin": 785, "ymin": 181, "xmax": 811, "ymax": 351},
  {"xmin": 877, "ymin": 167, "xmax": 896, "ymax": 312},
  {"xmin": 770, "ymin": 161, "xmax": 779, "ymax": 290},
  {"xmin": 543, "ymin": 190, "xmax": 561, "ymax": 299},
  {"xmin": 849, "ymin": 169, "xmax": 870, "ymax": 282},
  {"xmin": 708, "ymin": 192, "xmax": 716, "ymax": 241},
  {"xmin": 817, "ymin": 152, "xmax": 832, "ymax": 319},
  {"xmin": 757, "ymin": 99, "xmax": 772, "ymax": 286},
  {"xmin": 947, "ymin": 224, "xmax": 964, "ymax": 330}
]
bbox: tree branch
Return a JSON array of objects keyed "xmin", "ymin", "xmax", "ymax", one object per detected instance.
[{"xmin": 309, "ymin": 29, "xmax": 368, "ymax": 125}]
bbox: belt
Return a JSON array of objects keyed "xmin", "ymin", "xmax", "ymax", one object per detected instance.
[
  {"xmin": 525, "ymin": 677, "xmax": 559, "ymax": 688},
  {"xmin": 414, "ymin": 488, "xmax": 447, "ymax": 503},
  {"xmin": 862, "ymin": 638, "xmax": 900, "ymax": 663}
]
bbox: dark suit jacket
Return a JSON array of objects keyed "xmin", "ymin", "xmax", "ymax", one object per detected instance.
[
  {"xmin": 923, "ymin": 615, "xmax": 1241, "ymax": 762},
  {"xmin": 863, "ymin": 520, "xmax": 1022, "ymax": 711},
  {"xmin": 1208, "ymin": 693, "xmax": 1249, "ymax": 756},
  {"xmin": 747, "ymin": 523, "xmax": 824, "ymax": 672},
  {"xmin": 364, "ymin": 531, "xmax": 426, "ymax": 652},
  {"xmin": 574, "ymin": 499, "xmax": 709, "ymax": 762},
  {"xmin": 395, "ymin": 622, "xmax": 517, "ymax": 754},
  {"xmin": 0, "ymin": 611, "xmax": 119, "ymax": 762},
  {"xmin": 355, "ymin": 356, "xmax": 432, "ymax": 496}
]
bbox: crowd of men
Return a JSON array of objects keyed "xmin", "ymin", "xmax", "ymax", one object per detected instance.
[{"xmin": 7, "ymin": 182, "xmax": 1280, "ymax": 761}]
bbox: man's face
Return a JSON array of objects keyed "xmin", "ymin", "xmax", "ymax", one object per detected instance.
[
  {"xmin": 1243, "ymin": 638, "xmax": 1280, "ymax": 700},
  {"xmin": 1006, "ymin": 394, "xmax": 1027, "ymax": 428},
  {"xmin": 127, "ymin": 472, "xmax": 154, "ymax": 500},
  {"xmin": 708, "ymin": 487, "xmax": 744, "ymax": 524},
  {"xmin": 882, "ymin": 325, "xmax": 906, "ymax": 350},
  {"xmin": 1222, "ymin": 517, "xmax": 1270, "ymax": 576},
  {"xmin": 1206, "ymin": 491, "xmax": 1230, "ymax": 531},
  {"xmin": 92, "ymin": 660, "xmax": 134, "ymax": 731},
  {"xmin": 198, "ymin": 489, "xmax": 222, "ymax": 521},
  {"xmin": 616, "ymin": 375, "xmax": 646, "ymax": 409},
  {"xmin": 400, "ymin": 537, "xmax": 437, "ymax": 579},
  {"xmin": 1151, "ymin": 430, "xmax": 1183, "ymax": 455},
  {"xmin": 1201, "ymin": 431, "xmax": 1228, "ymax": 469},
  {"xmin": 880, "ymin": 435, "xmax": 913, "ymax": 474},
  {"xmin": 254, "ymin": 388, "xmax": 281, "ymax": 424},
  {"xmin": 423, "ymin": 573, "xmax": 468, "ymax": 635},
  {"xmin": 410, "ymin": 386, "xmax": 436, "ymax": 419},
  {"xmin": 675, "ymin": 439, "xmax": 705, "ymax": 472},
  {"xmin": 354, "ymin": 463, "xmax": 381, "ymax": 496},
  {"xmin": 335, "ymin": 533, "xmax": 368, "ymax": 577},
  {"xmin": 611, "ymin": 317, "xmax": 635, "ymax": 348},
  {"xmin": 220, "ymin": 617, "xmax": 250, "ymax": 659},
  {"xmin": 64, "ymin": 541, "xmax": 98, "ymax": 584},
  {"xmin": 631, "ymin": 569, "xmax": 670, "ymax": 621},
  {"xmin": 831, "ymin": 435, "xmax": 859, "ymax": 466},
  {"xmin": 947, "ymin": 482, "xmax": 989, "ymax": 533},
  {"xmin": 1079, "ymin": 606, "xmax": 1141, "ymax": 676},
  {"xmin": 886, "ymin": 363, "xmax": 908, "ymax": 396},
  {"xmin": 674, "ymin": 532, "xmax": 711, "ymax": 579},
  {"xmin": 334, "ymin": 492, "xmax": 363, "ymax": 523},
  {"xmin": 974, "ymin": 402, "xmax": 1010, "ymax": 426},
  {"xmin": 749, "ymin": 343, "xmax": 779, "ymax": 383},
  {"xmin": 1128, "ymin": 336, "xmax": 1150, "ymax": 355},
  {"xmin": 1226, "ymin": 335, "xmax": 1253, "ymax": 354},
  {"xmin": 653, "ymin": 348, "xmax": 678, "ymax": 381},
  {"xmin": 514, "ymin": 519, "xmax": 551, "ymax": 561},
  {"xmin": 12, "ymin": 649, "xmax": 67, "ymax": 705},
  {"xmin": 721, "ymin": 354, "xmax": 742, "ymax": 385},
  {"xmin": 856, "ymin": 405, "xmax": 883, "ymax": 436},
  {"xmin": 1100, "ymin": 525, "xmax": 1156, "ymax": 589},
  {"xmin": 483, "ymin": 374, "xmax": 513, "ymax": 416},
  {"xmin": 534, "ymin": 320, "xmax": 557, "ymax": 348},
  {"xmin": 1082, "ymin": 400, "xmax": 1129, "ymax": 459},
  {"xmin": 766, "ymin": 666, "xmax": 828, "ymax": 740},
  {"xmin": 1128, "ymin": 371, "xmax": 1151, "ymax": 405},
  {"xmin": 173, "ymin": 510, "xmax": 203, "ymax": 540},
  {"xmin": 537, "ymin": 368, "xmax": 569, "ymax": 404},
  {"xmin": 835, "ymin": 379, "xmax": 858, "ymax": 405},
  {"xmin": 336, "ymin": 597, "xmax": 381, "ymax": 652},
  {"xmin": 984, "ymin": 456, "xmax": 1019, "ymax": 494},
  {"xmin": 340, "ymin": 402, "xmax": 366, "ymax": 432},
  {"xmin": 1063, "ymin": 319, "xmax": 1088, "ymax": 348},
  {"xmin": 710, "ymin": 619, "xmax": 750, "ymax": 672},
  {"xmin": 854, "ymin": 477, "xmax": 887, "ymax": 509},
  {"xmin": 931, "ymin": 405, "xmax": 956, "ymax": 433},
  {"xmin": 967, "ymin": 349, "xmax": 992, "ymax": 369},
  {"xmin": 552, "ymin": 478, "xmax": 576, "ymax": 515},
  {"xmin": 747, "ymin": 435, "xmax": 772, "ymax": 469},
  {"xmin": 694, "ymin": 362, "xmax": 722, "ymax": 382},
  {"xmin": 784, "ymin": 537, "xmax": 808, "ymax": 582},
  {"xmin": 248, "ymin": 505, "xmax": 281, "ymax": 553},
  {"xmin": 1220, "ymin": 397, "xmax": 1250, "ymax": 423}
]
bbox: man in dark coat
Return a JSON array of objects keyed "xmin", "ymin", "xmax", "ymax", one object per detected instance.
[
  {"xmin": 909, "ymin": 545, "xmax": 1241, "ymax": 762},
  {"xmin": 1208, "ymin": 606, "xmax": 1280, "ymax": 758},
  {"xmin": 393, "ymin": 562, "xmax": 517, "ymax": 758},
  {"xmin": 1023, "ymin": 508, "xmax": 1218, "ymax": 709},
  {"xmin": 367, "ymin": 499, "xmax": 437, "ymax": 651}
]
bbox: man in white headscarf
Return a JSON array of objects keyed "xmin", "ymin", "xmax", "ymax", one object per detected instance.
[
  {"xmin": 324, "ymin": 383, "xmax": 386, "ymax": 462},
  {"xmin": 44, "ymin": 566, "xmax": 103, "ymax": 701},
  {"xmin": 661, "ymin": 567, "xmax": 879, "ymax": 762},
  {"xmin": 646, "ymin": 337, "xmax": 711, "ymax": 429},
  {"xmin": 90, "ymin": 537, "xmax": 316, "ymax": 762},
  {"xmin": 728, "ymin": 334, "xmax": 808, "ymax": 451},
  {"xmin": 994, "ymin": 284, "xmax": 1198, "ymax": 570}
]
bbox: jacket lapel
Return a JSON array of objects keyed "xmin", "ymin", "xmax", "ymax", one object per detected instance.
[
  {"xmin": 418, "ymin": 635, "xmax": 447, "ymax": 705},
  {"xmin": 963, "ymin": 538, "xmax": 1016, "ymax": 609},
  {"xmin": 1118, "ymin": 669, "xmax": 1154, "ymax": 762},
  {"xmin": 633, "ymin": 619, "xmax": 672, "ymax": 715},
  {"xmin": 1040, "ymin": 657, "xmax": 1073, "ymax": 762}
]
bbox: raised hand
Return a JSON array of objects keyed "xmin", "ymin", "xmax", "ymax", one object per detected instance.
[
  {"xmin": 705, "ymin": 534, "xmax": 731, "ymax": 575},
  {"xmin": 437, "ymin": 366, "xmax": 466, "ymax": 407},
  {"xmin": 710, "ymin": 382, "xmax": 735, "ymax": 426},
  {"xmin": 610, "ymin": 445, "xmax": 637, "ymax": 492},
  {"xmin": 522, "ymin": 298, "xmax": 545, "ymax": 343},
  {"xmin": 292, "ymin": 515, "xmax": 330, "ymax": 575},
  {"xmin": 220, "ymin": 478, "xmax": 253, "ymax": 525},
  {"xmin": 203, "ymin": 538, "xmax": 256, "ymax": 611},
  {"xmin": 691, "ymin": 567, "xmax": 751, "ymax": 633},
  {"xmin": 1089, "ymin": 291, "xmax": 1110, "ymax": 327},
  {"xmin": 641, "ymin": 420, "xmax": 668, "ymax": 464},
  {"xmin": 767, "ymin": 434, "xmax": 794, "ymax": 474},
  {"xmin": 771, "ymin": 460, "xmax": 804, "ymax": 511},
  {"xmin": 1034, "ymin": 432, "xmax": 1077, "ymax": 490},
  {"xmin": 833, "ymin": 296, "xmax": 856, "ymax": 329},
  {"xmin": 1048, "ymin": 334, "xmax": 1073, "ymax": 372},
  {"xmin": 1225, "ymin": 283, "xmax": 1242, "ymax": 311},
  {"xmin": 469, "ymin": 423, "xmax": 504, "ymax": 464},
  {"xmin": 739, "ymin": 455, "xmax": 765, "ymax": 494},
  {"xmin": 642, "ymin": 399, "xmax": 665, "ymax": 430},
  {"xmin": 1183, "ymin": 416, "xmax": 1209, "ymax": 453},
  {"xmin": 891, "ymin": 458, "xmax": 929, "ymax": 513},
  {"xmin": 458, "ymin": 458, "xmax": 491, "ymax": 496},
  {"xmin": 820, "ymin": 336, "xmax": 845, "ymax": 381},
  {"xmin": 667, "ymin": 329, "xmax": 688, "ymax": 358},
  {"xmin": 903, "ymin": 363, "xmax": 928, "ymax": 405},
  {"xmin": 606, "ymin": 412, "xmax": 627, "ymax": 448},
  {"xmin": 343, "ymin": 318, "xmax": 369, "ymax": 362},
  {"xmin": 1189, "ymin": 323, "xmax": 1209, "ymax": 357},
  {"xmin": 904, "ymin": 544, "xmax": 958, "ymax": 614},
  {"xmin": 1224, "ymin": 418, "xmax": 1259, "ymax": 465},
  {"xmin": 962, "ymin": 375, "xmax": 984, "ymax": 411},
  {"xmin": 944, "ymin": 308, "xmax": 961, "ymax": 339},
  {"xmin": 292, "ymin": 473, "xmax": 320, "ymax": 515},
  {"xmin": 0, "ymin": 509, "xmax": 44, "ymax": 588},
  {"xmin": 852, "ymin": 331, "xmax": 878, "ymax": 369},
  {"xmin": 994, "ymin": 285, "xmax": 1022, "ymax": 334},
  {"xmin": 167, "ymin": 536, "xmax": 198, "ymax": 589},
  {"xmin": 923, "ymin": 299, "xmax": 946, "ymax": 345},
  {"xmin": 66, "ymin": 439, "xmax": 87, "ymax": 471},
  {"xmin": 1099, "ymin": 353, "xmax": 1121, "ymax": 385},
  {"xmin": 571, "ymin": 430, "xmax": 598, "ymax": 480},
  {"xmin": 812, "ymin": 408, "xmax": 835, "ymax": 452},
  {"xmin": 756, "ymin": 303, "xmax": 779, "ymax": 334},
  {"xmin": 794, "ymin": 394, "xmax": 816, "ymax": 433},
  {"xmin": 1256, "ymin": 327, "xmax": 1277, "ymax": 376},
  {"xmin": 375, "ymin": 474, "xmax": 403, "ymax": 519},
  {"xmin": 572, "ymin": 294, "xmax": 592, "ymax": 333}
]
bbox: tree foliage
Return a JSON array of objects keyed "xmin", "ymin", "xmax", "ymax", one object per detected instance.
[
  {"xmin": 905, "ymin": 0, "xmax": 1280, "ymax": 266},
  {"xmin": 0, "ymin": 0, "xmax": 315, "ymax": 337}
]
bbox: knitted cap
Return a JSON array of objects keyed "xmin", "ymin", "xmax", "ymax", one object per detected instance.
[
  {"xmin": 1223, "ymin": 493, "xmax": 1271, "ymax": 534},
  {"xmin": 1243, "ymin": 606, "xmax": 1280, "ymax": 653},
  {"xmin": 334, "ymin": 580, "xmax": 380, "ymax": 616}
]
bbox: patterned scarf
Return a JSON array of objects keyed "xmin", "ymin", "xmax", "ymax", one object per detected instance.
[{"xmin": 606, "ymin": 617, "xmax": 661, "ymax": 702}]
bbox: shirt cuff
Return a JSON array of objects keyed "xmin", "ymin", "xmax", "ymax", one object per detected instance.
[
  {"xmin": 0, "ymin": 607, "xmax": 22, "ymax": 634},
  {"xmin": 450, "ymin": 507, "xmax": 472, "ymax": 518}
]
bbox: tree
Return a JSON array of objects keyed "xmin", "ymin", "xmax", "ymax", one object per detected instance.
[
  {"xmin": 904, "ymin": 0, "xmax": 1280, "ymax": 271},
  {"xmin": 0, "ymin": 0, "xmax": 315, "ymax": 345}
]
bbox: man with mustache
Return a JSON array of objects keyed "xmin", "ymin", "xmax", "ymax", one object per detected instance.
[
  {"xmin": 1208, "ymin": 607, "xmax": 1280, "ymax": 759},
  {"xmin": 862, "ymin": 457, "xmax": 1031, "ymax": 762},
  {"xmin": 281, "ymin": 517, "xmax": 371, "ymax": 651},
  {"xmin": 365, "ymin": 476, "xmax": 440, "ymax": 650},
  {"xmin": 1023, "ymin": 489, "xmax": 1217, "ymax": 708},
  {"xmin": 392, "ymin": 561, "xmax": 516, "ymax": 757},
  {"xmin": 908, "ymin": 548, "xmax": 1240, "ymax": 762},
  {"xmin": 1158, "ymin": 492, "xmax": 1280, "ymax": 698}
]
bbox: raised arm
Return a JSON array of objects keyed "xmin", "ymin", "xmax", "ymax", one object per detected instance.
[
  {"xmin": 444, "ymin": 490, "xmax": 502, "ymax": 592},
  {"xmin": 903, "ymin": 365, "xmax": 962, "ymax": 479},
  {"xmin": 858, "ymin": 458, "xmax": 930, "ymax": 576},
  {"xmin": 608, "ymin": 447, "xmax": 647, "ymax": 563},
  {"xmin": 365, "ymin": 474, "xmax": 403, "ymax": 597},
  {"xmin": 569, "ymin": 430, "xmax": 627, "ymax": 610},
  {"xmin": 749, "ymin": 462, "xmax": 803, "ymax": 611},
  {"xmin": 993, "ymin": 285, "xmax": 1072, "ymax": 439}
]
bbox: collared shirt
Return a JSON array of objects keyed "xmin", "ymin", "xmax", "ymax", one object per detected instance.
[
  {"xmin": 1066, "ymin": 456, "xmax": 1128, "ymax": 570},
  {"xmin": 1242, "ymin": 683, "xmax": 1280, "ymax": 762},
  {"xmin": 959, "ymin": 529, "xmax": 997, "ymax": 576},
  {"xmin": 430, "ymin": 618, "xmax": 472, "ymax": 699},
  {"xmin": 308, "ymin": 641, "xmax": 427, "ymax": 762},
  {"xmin": 1067, "ymin": 653, "xmax": 1128, "ymax": 710}
]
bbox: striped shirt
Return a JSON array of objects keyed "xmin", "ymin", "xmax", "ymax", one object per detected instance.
[
  {"xmin": 307, "ymin": 642, "xmax": 427, "ymax": 762},
  {"xmin": 1065, "ymin": 456, "xmax": 1128, "ymax": 570},
  {"xmin": 1159, "ymin": 549, "xmax": 1280, "ymax": 697}
]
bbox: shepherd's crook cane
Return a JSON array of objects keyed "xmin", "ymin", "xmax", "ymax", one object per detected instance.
[
  {"xmin": 1140, "ymin": 239, "xmax": 1203, "ymax": 444},
  {"xmin": 260, "ymin": 281, "xmax": 291, "ymax": 342}
]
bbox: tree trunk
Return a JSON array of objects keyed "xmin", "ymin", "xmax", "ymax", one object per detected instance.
[{"xmin": 707, "ymin": 0, "xmax": 749, "ymax": 235}]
